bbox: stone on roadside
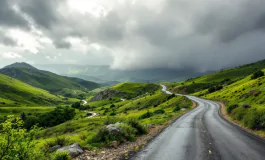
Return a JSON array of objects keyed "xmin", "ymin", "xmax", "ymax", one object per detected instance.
[{"xmin": 57, "ymin": 143, "xmax": 84, "ymax": 157}]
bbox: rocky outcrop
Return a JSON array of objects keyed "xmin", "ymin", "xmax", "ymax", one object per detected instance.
[
  {"xmin": 106, "ymin": 122, "xmax": 122, "ymax": 133},
  {"xmin": 90, "ymin": 89, "xmax": 125, "ymax": 102},
  {"xmin": 57, "ymin": 143, "xmax": 84, "ymax": 157}
]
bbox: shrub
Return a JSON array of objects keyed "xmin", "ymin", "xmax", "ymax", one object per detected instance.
[
  {"xmin": 43, "ymin": 136, "xmax": 70, "ymax": 153},
  {"xmin": 104, "ymin": 117, "xmax": 121, "ymax": 125},
  {"xmin": 154, "ymin": 109, "xmax": 165, "ymax": 114},
  {"xmin": 91, "ymin": 127, "xmax": 120, "ymax": 144},
  {"xmin": 0, "ymin": 115, "xmax": 44, "ymax": 160},
  {"xmin": 231, "ymin": 107, "xmax": 247, "ymax": 120},
  {"xmin": 86, "ymin": 112, "xmax": 93, "ymax": 117},
  {"xmin": 227, "ymin": 104, "xmax": 239, "ymax": 114},
  {"xmin": 54, "ymin": 151, "xmax": 71, "ymax": 160},
  {"xmin": 126, "ymin": 118, "xmax": 147, "ymax": 135},
  {"xmin": 173, "ymin": 106, "xmax": 180, "ymax": 112},
  {"xmin": 119, "ymin": 123, "xmax": 137, "ymax": 141},
  {"xmin": 243, "ymin": 109, "xmax": 260, "ymax": 129},
  {"xmin": 251, "ymin": 70, "xmax": 264, "ymax": 79},
  {"xmin": 241, "ymin": 104, "xmax": 251, "ymax": 109},
  {"xmin": 139, "ymin": 110, "xmax": 154, "ymax": 119}
]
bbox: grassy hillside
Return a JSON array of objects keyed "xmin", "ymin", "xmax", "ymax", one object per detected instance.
[
  {"xmin": 0, "ymin": 62, "xmax": 101, "ymax": 96},
  {"xmin": 0, "ymin": 73, "xmax": 62, "ymax": 106},
  {"xmin": 169, "ymin": 59, "xmax": 265, "ymax": 94},
  {"xmin": 112, "ymin": 82, "xmax": 158, "ymax": 95},
  {"xmin": 5, "ymin": 82, "xmax": 192, "ymax": 156}
]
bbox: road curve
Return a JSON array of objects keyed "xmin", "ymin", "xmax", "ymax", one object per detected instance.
[{"xmin": 132, "ymin": 85, "xmax": 265, "ymax": 160}]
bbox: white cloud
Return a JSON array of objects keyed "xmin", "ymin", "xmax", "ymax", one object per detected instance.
[{"xmin": 2, "ymin": 52, "xmax": 22, "ymax": 59}]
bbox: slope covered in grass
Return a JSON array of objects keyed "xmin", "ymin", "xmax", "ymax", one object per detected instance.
[
  {"xmin": 0, "ymin": 62, "xmax": 101, "ymax": 95},
  {"xmin": 112, "ymin": 82, "xmax": 158, "ymax": 96},
  {"xmin": 0, "ymin": 73, "xmax": 62, "ymax": 106},
  {"xmin": 170, "ymin": 59, "xmax": 265, "ymax": 94},
  {"xmin": 188, "ymin": 68, "xmax": 265, "ymax": 133}
]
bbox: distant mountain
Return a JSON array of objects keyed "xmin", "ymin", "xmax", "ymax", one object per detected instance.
[
  {"xmin": 0, "ymin": 63, "xmax": 101, "ymax": 95},
  {"xmin": 0, "ymin": 73, "xmax": 62, "ymax": 106},
  {"xmin": 35, "ymin": 64, "xmax": 209, "ymax": 83},
  {"xmin": 4, "ymin": 62, "xmax": 37, "ymax": 70}
]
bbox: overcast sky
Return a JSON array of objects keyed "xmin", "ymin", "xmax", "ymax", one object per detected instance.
[{"xmin": 0, "ymin": 0, "xmax": 265, "ymax": 71}]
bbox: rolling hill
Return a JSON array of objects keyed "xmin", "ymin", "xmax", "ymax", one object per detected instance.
[
  {"xmin": 169, "ymin": 59, "xmax": 265, "ymax": 94},
  {"xmin": 0, "ymin": 62, "xmax": 101, "ymax": 96},
  {"xmin": 0, "ymin": 73, "xmax": 62, "ymax": 106}
]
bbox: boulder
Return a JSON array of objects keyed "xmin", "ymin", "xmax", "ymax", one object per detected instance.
[
  {"xmin": 57, "ymin": 143, "xmax": 83, "ymax": 157},
  {"xmin": 50, "ymin": 145, "xmax": 62, "ymax": 152},
  {"xmin": 106, "ymin": 123, "xmax": 122, "ymax": 133},
  {"xmin": 90, "ymin": 89, "xmax": 126, "ymax": 102}
]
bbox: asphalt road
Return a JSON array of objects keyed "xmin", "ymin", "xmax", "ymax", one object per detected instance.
[{"xmin": 132, "ymin": 85, "xmax": 265, "ymax": 160}]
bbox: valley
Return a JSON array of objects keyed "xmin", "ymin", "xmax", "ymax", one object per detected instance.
[{"xmin": 1, "ymin": 59, "xmax": 265, "ymax": 160}]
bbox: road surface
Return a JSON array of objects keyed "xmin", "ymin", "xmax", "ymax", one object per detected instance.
[{"xmin": 133, "ymin": 85, "xmax": 265, "ymax": 160}]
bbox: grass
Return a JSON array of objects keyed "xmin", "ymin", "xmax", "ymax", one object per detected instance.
[
  {"xmin": 0, "ymin": 63, "xmax": 101, "ymax": 94},
  {"xmin": 0, "ymin": 73, "xmax": 62, "ymax": 106},
  {"xmin": 167, "ymin": 59, "xmax": 265, "ymax": 94},
  {"xmin": 29, "ymin": 83, "xmax": 193, "ymax": 150}
]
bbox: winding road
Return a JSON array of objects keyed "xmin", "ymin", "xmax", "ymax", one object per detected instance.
[{"xmin": 133, "ymin": 85, "xmax": 265, "ymax": 160}]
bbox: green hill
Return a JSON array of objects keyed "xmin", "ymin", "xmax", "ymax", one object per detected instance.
[
  {"xmin": 0, "ymin": 73, "xmax": 62, "ymax": 106},
  {"xmin": 0, "ymin": 62, "xmax": 101, "ymax": 96},
  {"xmin": 169, "ymin": 59, "xmax": 265, "ymax": 94}
]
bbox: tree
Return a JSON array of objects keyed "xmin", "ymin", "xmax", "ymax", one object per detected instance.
[
  {"xmin": 20, "ymin": 112, "xmax": 26, "ymax": 121},
  {"xmin": 0, "ymin": 115, "xmax": 43, "ymax": 160}
]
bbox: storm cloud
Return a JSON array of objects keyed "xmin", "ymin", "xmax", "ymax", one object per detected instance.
[{"xmin": 0, "ymin": 0, "xmax": 265, "ymax": 72}]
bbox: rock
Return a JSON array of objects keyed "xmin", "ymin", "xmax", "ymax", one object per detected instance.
[
  {"xmin": 50, "ymin": 145, "xmax": 62, "ymax": 152},
  {"xmin": 106, "ymin": 123, "xmax": 121, "ymax": 133},
  {"xmin": 111, "ymin": 141, "xmax": 120, "ymax": 148},
  {"xmin": 57, "ymin": 143, "xmax": 84, "ymax": 157},
  {"xmin": 90, "ymin": 89, "xmax": 126, "ymax": 102}
]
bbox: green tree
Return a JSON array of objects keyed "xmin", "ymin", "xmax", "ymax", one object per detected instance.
[{"xmin": 0, "ymin": 115, "xmax": 43, "ymax": 160}]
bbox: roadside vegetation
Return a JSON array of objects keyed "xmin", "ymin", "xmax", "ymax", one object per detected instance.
[
  {"xmin": 166, "ymin": 60, "xmax": 265, "ymax": 137},
  {"xmin": 0, "ymin": 80, "xmax": 193, "ymax": 159}
]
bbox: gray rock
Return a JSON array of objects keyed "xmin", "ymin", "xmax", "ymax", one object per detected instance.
[
  {"xmin": 106, "ymin": 122, "xmax": 123, "ymax": 133},
  {"xmin": 57, "ymin": 143, "xmax": 83, "ymax": 157},
  {"xmin": 50, "ymin": 145, "xmax": 62, "ymax": 152},
  {"xmin": 90, "ymin": 89, "xmax": 126, "ymax": 102}
]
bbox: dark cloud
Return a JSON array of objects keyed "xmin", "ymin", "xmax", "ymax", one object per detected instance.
[
  {"xmin": 18, "ymin": 0, "xmax": 60, "ymax": 29},
  {"xmin": 1, "ymin": 0, "xmax": 265, "ymax": 72},
  {"xmin": 0, "ymin": 0, "xmax": 29, "ymax": 29},
  {"xmin": 53, "ymin": 40, "xmax": 71, "ymax": 49}
]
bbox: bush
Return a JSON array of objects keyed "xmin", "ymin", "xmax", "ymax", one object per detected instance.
[
  {"xmin": 119, "ymin": 123, "xmax": 137, "ymax": 141},
  {"xmin": 71, "ymin": 102, "xmax": 81, "ymax": 109},
  {"xmin": 43, "ymin": 136, "xmax": 70, "ymax": 153},
  {"xmin": 241, "ymin": 104, "xmax": 251, "ymax": 109},
  {"xmin": 243, "ymin": 109, "xmax": 260, "ymax": 129},
  {"xmin": 227, "ymin": 104, "xmax": 238, "ymax": 114},
  {"xmin": 91, "ymin": 127, "xmax": 120, "ymax": 144},
  {"xmin": 0, "ymin": 115, "xmax": 44, "ymax": 160},
  {"xmin": 139, "ymin": 111, "xmax": 154, "ymax": 119},
  {"xmin": 173, "ymin": 106, "xmax": 180, "ymax": 112},
  {"xmin": 154, "ymin": 109, "xmax": 165, "ymax": 114},
  {"xmin": 231, "ymin": 107, "xmax": 247, "ymax": 121},
  {"xmin": 251, "ymin": 70, "xmax": 264, "ymax": 79},
  {"xmin": 54, "ymin": 151, "xmax": 71, "ymax": 160},
  {"xmin": 126, "ymin": 118, "xmax": 147, "ymax": 135},
  {"xmin": 86, "ymin": 112, "xmax": 93, "ymax": 117}
]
